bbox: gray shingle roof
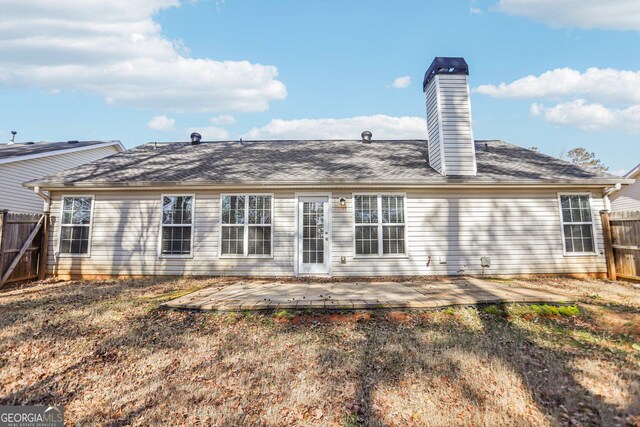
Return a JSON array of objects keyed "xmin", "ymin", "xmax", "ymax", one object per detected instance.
[
  {"xmin": 25, "ymin": 139, "xmax": 624, "ymax": 188},
  {"xmin": 0, "ymin": 140, "xmax": 121, "ymax": 161}
]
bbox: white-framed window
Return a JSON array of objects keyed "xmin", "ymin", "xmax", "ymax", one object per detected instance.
[
  {"xmin": 558, "ymin": 193, "xmax": 596, "ymax": 255},
  {"xmin": 160, "ymin": 195, "xmax": 194, "ymax": 257},
  {"xmin": 220, "ymin": 194, "xmax": 273, "ymax": 257},
  {"xmin": 353, "ymin": 194, "xmax": 406, "ymax": 256},
  {"xmin": 59, "ymin": 195, "xmax": 94, "ymax": 256}
]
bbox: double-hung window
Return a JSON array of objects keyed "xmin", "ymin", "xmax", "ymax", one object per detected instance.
[
  {"xmin": 354, "ymin": 194, "xmax": 406, "ymax": 256},
  {"xmin": 160, "ymin": 195, "xmax": 194, "ymax": 256},
  {"xmin": 59, "ymin": 196, "xmax": 93, "ymax": 255},
  {"xmin": 221, "ymin": 194, "xmax": 272, "ymax": 256},
  {"xmin": 559, "ymin": 194, "xmax": 596, "ymax": 255}
]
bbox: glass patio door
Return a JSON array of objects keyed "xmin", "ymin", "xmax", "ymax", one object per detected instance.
[{"xmin": 297, "ymin": 196, "xmax": 330, "ymax": 275}]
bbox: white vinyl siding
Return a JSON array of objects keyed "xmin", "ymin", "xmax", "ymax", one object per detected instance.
[
  {"xmin": 610, "ymin": 178, "xmax": 640, "ymax": 211},
  {"xmin": 0, "ymin": 146, "xmax": 120, "ymax": 213},
  {"xmin": 45, "ymin": 188, "xmax": 606, "ymax": 278},
  {"xmin": 424, "ymin": 74, "xmax": 476, "ymax": 176},
  {"xmin": 47, "ymin": 191, "xmax": 292, "ymax": 277},
  {"xmin": 332, "ymin": 188, "xmax": 606, "ymax": 277},
  {"xmin": 424, "ymin": 78, "xmax": 443, "ymax": 174}
]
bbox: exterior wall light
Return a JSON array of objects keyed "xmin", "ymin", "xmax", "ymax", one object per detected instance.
[{"xmin": 339, "ymin": 197, "xmax": 347, "ymax": 207}]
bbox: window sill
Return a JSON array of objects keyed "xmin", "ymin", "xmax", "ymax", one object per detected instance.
[
  {"xmin": 219, "ymin": 255, "xmax": 274, "ymax": 259},
  {"xmin": 158, "ymin": 254, "xmax": 194, "ymax": 259},
  {"xmin": 57, "ymin": 253, "xmax": 91, "ymax": 258},
  {"xmin": 562, "ymin": 252, "xmax": 599, "ymax": 257},
  {"xmin": 353, "ymin": 255, "xmax": 409, "ymax": 260}
]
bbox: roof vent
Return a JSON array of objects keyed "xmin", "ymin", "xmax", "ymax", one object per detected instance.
[
  {"xmin": 67, "ymin": 140, "xmax": 79, "ymax": 144},
  {"xmin": 361, "ymin": 131, "xmax": 372, "ymax": 144},
  {"xmin": 8, "ymin": 131, "xmax": 16, "ymax": 145},
  {"xmin": 190, "ymin": 132, "xmax": 202, "ymax": 145}
]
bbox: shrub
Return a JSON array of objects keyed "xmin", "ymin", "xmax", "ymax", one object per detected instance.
[
  {"xmin": 526, "ymin": 304, "xmax": 579, "ymax": 318},
  {"xmin": 558, "ymin": 305, "xmax": 580, "ymax": 317}
]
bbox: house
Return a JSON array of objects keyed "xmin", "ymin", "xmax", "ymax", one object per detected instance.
[
  {"xmin": 1, "ymin": 140, "xmax": 125, "ymax": 213},
  {"xmin": 610, "ymin": 163, "xmax": 640, "ymax": 211},
  {"xmin": 24, "ymin": 57, "xmax": 631, "ymax": 279}
]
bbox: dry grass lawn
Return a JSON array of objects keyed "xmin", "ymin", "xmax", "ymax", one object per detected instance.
[{"xmin": 0, "ymin": 276, "xmax": 638, "ymax": 426}]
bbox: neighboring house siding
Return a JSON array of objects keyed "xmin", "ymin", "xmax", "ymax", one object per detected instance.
[
  {"xmin": 611, "ymin": 179, "xmax": 640, "ymax": 211},
  {"xmin": 0, "ymin": 146, "xmax": 119, "ymax": 213},
  {"xmin": 46, "ymin": 188, "xmax": 606, "ymax": 278}
]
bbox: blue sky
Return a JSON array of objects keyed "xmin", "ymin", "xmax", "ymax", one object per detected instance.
[{"xmin": 1, "ymin": 0, "xmax": 639, "ymax": 173}]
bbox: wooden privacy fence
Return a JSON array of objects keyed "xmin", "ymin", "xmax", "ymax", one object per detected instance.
[
  {"xmin": 601, "ymin": 210, "xmax": 640, "ymax": 281},
  {"xmin": 0, "ymin": 210, "xmax": 47, "ymax": 286}
]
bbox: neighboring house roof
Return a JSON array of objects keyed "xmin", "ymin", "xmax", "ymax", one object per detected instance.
[
  {"xmin": 624, "ymin": 162, "xmax": 640, "ymax": 179},
  {"xmin": 0, "ymin": 140, "xmax": 125, "ymax": 164},
  {"xmin": 25, "ymin": 139, "xmax": 629, "ymax": 189}
]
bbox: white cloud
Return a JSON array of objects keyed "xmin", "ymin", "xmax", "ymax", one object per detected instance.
[
  {"xmin": 209, "ymin": 114, "xmax": 236, "ymax": 125},
  {"xmin": 475, "ymin": 67, "xmax": 640, "ymax": 104},
  {"xmin": 389, "ymin": 76, "xmax": 412, "ymax": 89},
  {"xmin": 147, "ymin": 115, "xmax": 175, "ymax": 131},
  {"xmin": 470, "ymin": 7, "xmax": 482, "ymax": 15},
  {"xmin": 0, "ymin": 0, "xmax": 287, "ymax": 112},
  {"xmin": 477, "ymin": 66, "xmax": 640, "ymax": 134},
  {"xmin": 529, "ymin": 102, "xmax": 544, "ymax": 116},
  {"xmin": 244, "ymin": 115, "xmax": 427, "ymax": 140},
  {"xmin": 495, "ymin": 0, "xmax": 640, "ymax": 31},
  {"xmin": 531, "ymin": 99, "xmax": 640, "ymax": 133},
  {"xmin": 186, "ymin": 126, "xmax": 229, "ymax": 140}
]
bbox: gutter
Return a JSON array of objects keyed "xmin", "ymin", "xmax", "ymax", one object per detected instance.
[
  {"xmin": 23, "ymin": 178, "xmax": 635, "ymax": 191},
  {"xmin": 33, "ymin": 186, "xmax": 51, "ymax": 213}
]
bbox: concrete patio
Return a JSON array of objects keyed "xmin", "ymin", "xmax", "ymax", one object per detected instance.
[{"xmin": 162, "ymin": 277, "xmax": 573, "ymax": 311}]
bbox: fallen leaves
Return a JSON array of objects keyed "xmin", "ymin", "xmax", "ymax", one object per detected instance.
[{"xmin": 0, "ymin": 276, "xmax": 638, "ymax": 426}]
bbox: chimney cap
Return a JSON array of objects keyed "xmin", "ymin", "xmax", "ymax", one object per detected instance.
[
  {"xmin": 361, "ymin": 131, "xmax": 372, "ymax": 143},
  {"xmin": 423, "ymin": 57, "xmax": 469, "ymax": 91},
  {"xmin": 190, "ymin": 132, "xmax": 202, "ymax": 145}
]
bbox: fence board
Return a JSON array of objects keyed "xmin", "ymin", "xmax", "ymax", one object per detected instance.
[
  {"xmin": 0, "ymin": 211, "xmax": 43, "ymax": 285},
  {"xmin": 603, "ymin": 210, "xmax": 640, "ymax": 281}
]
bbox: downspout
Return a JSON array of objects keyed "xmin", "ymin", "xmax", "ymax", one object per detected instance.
[
  {"xmin": 603, "ymin": 183, "xmax": 622, "ymax": 212},
  {"xmin": 33, "ymin": 186, "xmax": 51, "ymax": 213},
  {"xmin": 33, "ymin": 186, "xmax": 51, "ymax": 280}
]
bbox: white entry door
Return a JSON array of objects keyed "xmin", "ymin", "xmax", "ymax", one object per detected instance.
[{"xmin": 297, "ymin": 196, "xmax": 330, "ymax": 275}]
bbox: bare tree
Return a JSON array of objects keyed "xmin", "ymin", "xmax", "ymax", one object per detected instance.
[{"xmin": 566, "ymin": 147, "xmax": 609, "ymax": 171}]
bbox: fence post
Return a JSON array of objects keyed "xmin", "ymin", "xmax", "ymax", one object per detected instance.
[
  {"xmin": 0, "ymin": 210, "xmax": 8, "ymax": 278},
  {"xmin": 600, "ymin": 210, "xmax": 616, "ymax": 281},
  {"xmin": 38, "ymin": 213, "xmax": 49, "ymax": 281}
]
